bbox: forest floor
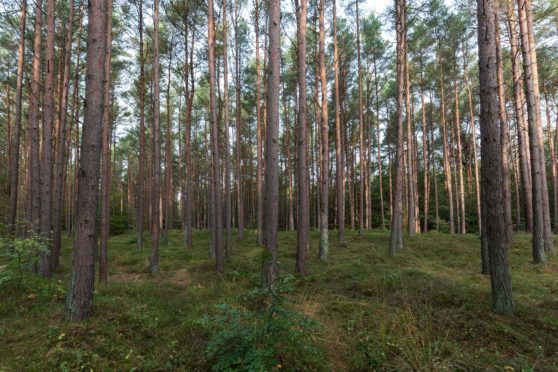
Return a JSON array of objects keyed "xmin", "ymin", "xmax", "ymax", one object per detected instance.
[{"xmin": 1, "ymin": 229, "xmax": 558, "ymax": 371}]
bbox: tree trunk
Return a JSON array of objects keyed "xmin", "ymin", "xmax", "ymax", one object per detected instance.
[
  {"xmin": 39, "ymin": 0, "xmax": 56, "ymax": 277},
  {"xmin": 495, "ymin": 13, "xmax": 513, "ymax": 241},
  {"xmin": 99, "ymin": 0, "xmax": 113, "ymax": 283},
  {"xmin": 52, "ymin": 0, "xmax": 75, "ymax": 270},
  {"xmin": 234, "ymin": 0, "xmax": 244, "ymax": 240},
  {"xmin": 506, "ymin": 0, "xmax": 532, "ymax": 232},
  {"xmin": 7, "ymin": 0, "xmax": 26, "ymax": 234},
  {"xmin": 389, "ymin": 0, "xmax": 405, "ymax": 255},
  {"xmin": 65, "ymin": 0, "xmax": 108, "ymax": 321},
  {"xmin": 223, "ymin": 0, "xmax": 232, "ymax": 258},
  {"xmin": 295, "ymin": 0, "xmax": 309, "ymax": 275},
  {"xmin": 405, "ymin": 43, "xmax": 416, "ymax": 236},
  {"xmin": 438, "ymin": 49, "xmax": 454, "ymax": 234},
  {"xmin": 332, "ymin": 0, "xmax": 345, "ymax": 243},
  {"xmin": 151, "ymin": 0, "xmax": 161, "ymax": 273},
  {"xmin": 356, "ymin": 1, "xmax": 365, "ymax": 236},
  {"xmin": 318, "ymin": 0, "xmax": 329, "ymax": 259},
  {"xmin": 255, "ymin": 0, "xmax": 264, "ymax": 245},
  {"xmin": 136, "ymin": 0, "xmax": 146, "ymax": 249},
  {"xmin": 454, "ymin": 76, "xmax": 466, "ymax": 234},
  {"xmin": 517, "ymin": 0, "xmax": 549, "ymax": 261},
  {"xmin": 208, "ymin": 0, "xmax": 224, "ymax": 273},
  {"xmin": 262, "ymin": 0, "xmax": 280, "ymax": 286},
  {"xmin": 476, "ymin": 0, "xmax": 515, "ymax": 315}
]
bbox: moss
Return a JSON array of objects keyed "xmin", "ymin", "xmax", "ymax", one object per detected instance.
[{"xmin": 1, "ymin": 230, "xmax": 557, "ymax": 370}]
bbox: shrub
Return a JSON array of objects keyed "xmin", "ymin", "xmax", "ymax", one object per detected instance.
[
  {"xmin": 0, "ymin": 232, "xmax": 48, "ymax": 288},
  {"xmin": 197, "ymin": 275, "xmax": 327, "ymax": 371}
]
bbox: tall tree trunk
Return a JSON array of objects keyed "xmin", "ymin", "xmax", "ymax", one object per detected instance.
[
  {"xmin": 151, "ymin": 0, "xmax": 161, "ymax": 273},
  {"xmin": 65, "ymin": 0, "xmax": 108, "ymax": 321},
  {"xmin": 295, "ymin": 0, "xmax": 309, "ymax": 275},
  {"xmin": 506, "ymin": 0, "xmax": 532, "ymax": 232},
  {"xmin": 184, "ymin": 28, "xmax": 195, "ymax": 248},
  {"xmin": 99, "ymin": 0, "xmax": 113, "ymax": 283},
  {"xmin": 163, "ymin": 47, "xmax": 174, "ymax": 243},
  {"xmin": 374, "ymin": 57, "xmax": 385, "ymax": 229},
  {"xmin": 255, "ymin": 0, "xmax": 264, "ymax": 245},
  {"xmin": 208, "ymin": 0, "xmax": 224, "ymax": 273},
  {"xmin": 136, "ymin": 0, "xmax": 146, "ymax": 249},
  {"xmin": 318, "ymin": 0, "xmax": 329, "ymax": 259},
  {"xmin": 495, "ymin": 13, "xmax": 513, "ymax": 241},
  {"xmin": 517, "ymin": 0, "xmax": 549, "ymax": 261},
  {"xmin": 420, "ymin": 64, "xmax": 429, "ymax": 233},
  {"xmin": 332, "ymin": 0, "xmax": 345, "ymax": 243},
  {"xmin": 389, "ymin": 0, "xmax": 405, "ymax": 255},
  {"xmin": 223, "ymin": 0, "xmax": 232, "ymax": 258},
  {"xmin": 544, "ymin": 90, "xmax": 558, "ymax": 229},
  {"xmin": 262, "ymin": 0, "xmax": 280, "ymax": 286},
  {"xmin": 8, "ymin": 0, "xmax": 26, "ymax": 234},
  {"xmin": 356, "ymin": 0, "xmax": 365, "ymax": 236},
  {"xmin": 28, "ymin": 0, "xmax": 42, "ymax": 236},
  {"xmin": 39, "ymin": 0, "xmax": 56, "ymax": 277},
  {"xmin": 476, "ymin": 0, "xmax": 515, "ymax": 315},
  {"xmin": 52, "ymin": 0, "xmax": 75, "ymax": 270},
  {"xmin": 234, "ymin": 0, "xmax": 244, "ymax": 240},
  {"xmin": 454, "ymin": 77, "xmax": 466, "ymax": 234},
  {"xmin": 404, "ymin": 43, "xmax": 416, "ymax": 236},
  {"xmin": 438, "ymin": 49, "xmax": 454, "ymax": 234}
]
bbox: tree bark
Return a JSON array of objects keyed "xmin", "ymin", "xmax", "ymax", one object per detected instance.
[
  {"xmin": 255, "ymin": 0, "xmax": 264, "ymax": 245},
  {"xmin": 495, "ymin": 12, "xmax": 513, "ymax": 241},
  {"xmin": 99, "ymin": 0, "xmax": 113, "ymax": 283},
  {"xmin": 234, "ymin": 0, "xmax": 244, "ymax": 240},
  {"xmin": 209, "ymin": 0, "xmax": 224, "ymax": 273},
  {"xmin": 262, "ymin": 0, "xmax": 280, "ymax": 287},
  {"xmin": 476, "ymin": 0, "xmax": 515, "ymax": 315},
  {"xmin": 223, "ymin": 0, "xmax": 232, "ymax": 258},
  {"xmin": 7, "ymin": 0, "xmax": 26, "ymax": 234},
  {"xmin": 295, "ymin": 0, "xmax": 309, "ymax": 275},
  {"xmin": 389, "ymin": 0, "xmax": 405, "ymax": 255},
  {"xmin": 517, "ymin": 0, "xmax": 549, "ymax": 261},
  {"xmin": 318, "ymin": 0, "xmax": 329, "ymax": 259},
  {"xmin": 65, "ymin": 0, "xmax": 108, "ymax": 321},
  {"xmin": 332, "ymin": 0, "xmax": 345, "ymax": 243},
  {"xmin": 151, "ymin": 0, "xmax": 161, "ymax": 273},
  {"xmin": 506, "ymin": 0, "xmax": 532, "ymax": 232}
]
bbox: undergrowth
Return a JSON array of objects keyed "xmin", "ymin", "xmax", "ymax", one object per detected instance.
[{"xmin": 0, "ymin": 229, "xmax": 557, "ymax": 370}]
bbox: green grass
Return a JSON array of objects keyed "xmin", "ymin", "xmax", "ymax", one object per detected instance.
[{"xmin": 1, "ymin": 229, "xmax": 557, "ymax": 370}]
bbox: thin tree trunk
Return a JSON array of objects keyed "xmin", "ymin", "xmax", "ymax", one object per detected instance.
[
  {"xmin": 234, "ymin": 0, "xmax": 244, "ymax": 240},
  {"xmin": 65, "ymin": 0, "xmax": 108, "ymax": 321},
  {"xmin": 495, "ymin": 13, "xmax": 513, "ymax": 241},
  {"xmin": 389, "ymin": 0, "xmax": 406, "ymax": 255},
  {"xmin": 136, "ymin": 0, "xmax": 146, "ymax": 249},
  {"xmin": 7, "ymin": 0, "xmax": 26, "ymax": 234},
  {"xmin": 405, "ymin": 43, "xmax": 416, "ymax": 236},
  {"xmin": 295, "ymin": 0, "xmax": 309, "ymax": 275},
  {"xmin": 99, "ymin": 0, "xmax": 113, "ymax": 283},
  {"xmin": 438, "ymin": 48, "xmax": 454, "ymax": 234},
  {"xmin": 223, "ymin": 0, "xmax": 232, "ymax": 258},
  {"xmin": 454, "ymin": 77, "xmax": 466, "ymax": 234},
  {"xmin": 356, "ymin": 1, "xmax": 365, "ymax": 236},
  {"xmin": 506, "ymin": 0, "xmax": 532, "ymax": 232},
  {"xmin": 333, "ymin": 0, "xmax": 345, "ymax": 243},
  {"xmin": 208, "ymin": 0, "xmax": 224, "ymax": 273},
  {"xmin": 517, "ymin": 0, "xmax": 548, "ymax": 262},
  {"xmin": 255, "ymin": 0, "xmax": 264, "ymax": 245},
  {"xmin": 151, "ymin": 0, "xmax": 161, "ymax": 273},
  {"xmin": 52, "ymin": 0, "xmax": 75, "ymax": 270},
  {"xmin": 262, "ymin": 0, "xmax": 280, "ymax": 286},
  {"xmin": 318, "ymin": 0, "xmax": 329, "ymax": 259}
]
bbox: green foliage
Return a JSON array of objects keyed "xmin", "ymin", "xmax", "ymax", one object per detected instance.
[
  {"xmin": 0, "ymin": 232, "xmax": 48, "ymax": 287},
  {"xmin": 110, "ymin": 213, "xmax": 129, "ymax": 235},
  {"xmin": 197, "ymin": 275, "xmax": 325, "ymax": 371}
]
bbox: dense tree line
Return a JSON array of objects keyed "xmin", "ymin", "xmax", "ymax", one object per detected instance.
[{"xmin": 1, "ymin": 0, "xmax": 558, "ymax": 320}]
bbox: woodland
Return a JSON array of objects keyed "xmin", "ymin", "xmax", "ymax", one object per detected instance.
[{"xmin": 0, "ymin": 0, "xmax": 558, "ymax": 369}]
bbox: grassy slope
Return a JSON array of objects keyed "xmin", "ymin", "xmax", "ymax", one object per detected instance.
[{"xmin": 1, "ymin": 229, "xmax": 557, "ymax": 370}]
